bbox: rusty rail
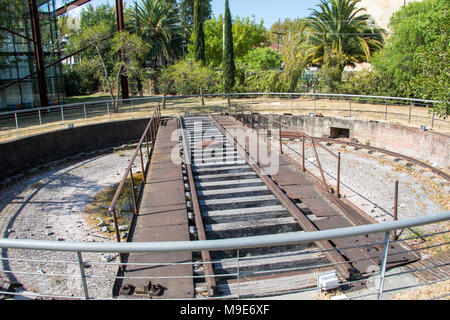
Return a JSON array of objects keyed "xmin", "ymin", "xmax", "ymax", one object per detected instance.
[
  {"xmin": 209, "ymin": 114, "xmax": 354, "ymax": 279},
  {"xmin": 108, "ymin": 105, "xmax": 161, "ymax": 252},
  {"xmin": 235, "ymin": 105, "xmax": 341, "ymax": 195},
  {"xmin": 179, "ymin": 117, "xmax": 217, "ymax": 297},
  {"xmin": 313, "ymin": 137, "xmax": 450, "ymax": 182}
]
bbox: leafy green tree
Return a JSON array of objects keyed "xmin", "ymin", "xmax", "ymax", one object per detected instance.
[
  {"xmin": 223, "ymin": 0, "xmax": 235, "ymax": 94},
  {"xmin": 372, "ymin": 0, "xmax": 449, "ymax": 116},
  {"xmin": 241, "ymin": 47, "xmax": 283, "ymax": 70},
  {"xmin": 130, "ymin": 0, "xmax": 184, "ymax": 68},
  {"xmin": 160, "ymin": 60, "xmax": 214, "ymax": 99},
  {"xmin": 179, "ymin": 0, "xmax": 212, "ymax": 26},
  {"xmin": 305, "ymin": 0, "xmax": 385, "ymax": 82},
  {"xmin": 187, "ymin": 15, "xmax": 267, "ymax": 68},
  {"xmin": 77, "ymin": 23, "xmax": 148, "ymax": 111},
  {"xmin": 193, "ymin": 0, "xmax": 206, "ymax": 64}
]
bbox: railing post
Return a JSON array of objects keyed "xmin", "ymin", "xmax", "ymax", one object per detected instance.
[
  {"xmin": 15, "ymin": 112, "xmax": 19, "ymax": 136},
  {"xmin": 61, "ymin": 106, "xmax": 64, "ymax": 123},
  {"xmin": 110, "ymin": 207, "xmax": 121, "ymax": 243},
  {"xmin": 251, "ymin": 110, "xmax": 254, "ymax": 129},
  {"xmin": 139, "ymin": 145, "xmax": 145, "ymax": 176},
  {"xmin": 431, "ymin": 109, "xmax": 435, "ymax": 129},
  {"xmin": 83, "ymin": 104, "xmax": 87, "ymax": 123},
  {"xmin": 279, "ymin": 123, "xmax": 283, "ymax": 154},
  {"xmin": 408, "ymin": 102, "xmax": 412, "ymax": 124},
  {"xmin": 392, "ymin": 180, "xmax": 399, "ymax": 240},
  {"xmin": 38, "ymin": 109, "xmax": 42, "ymax": 132},
  {"xmin": 377, "ymin": 232, "xmax": 391, "ymax": 300},
  {"xmin": 76, "ymin": 252, "xmax": 89, "ymax": 300},
  {"xmin": 151, "ymin": 117, "xmax": 156, "ymax": 145},
  {"xmin": 129, "ymin": 168, "xmax": 138, "ymax": 216},
  {"xmin": 145, "ymin": 126, "xmax": 150, "ymax": 163},
  {"xmin": 314, "ymin": 95, "xmax": 317, "ymax": 113},
  {"xmin": 336, "ymin": 152, "xmax": 341, "ymax": 198},
  {"xmin": 349, "ymin": 99, "xmax": 352, "ymax": 117},
  {"xmin": 385, "ymin": 104, "xmax": 388, "ymax": 121},
  {"xmin": 236, "ymin": 249, "xmax": 240, "ymax": 299},
  {"xmin": 107, "ymin": 102, "xmax": 110, "ymax": 117},
  {"xmin": 302, "ymin": 135, "xmax": 306, "ymax": 172}
]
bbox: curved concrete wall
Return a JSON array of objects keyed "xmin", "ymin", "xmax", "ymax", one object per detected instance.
[
  {"xmin": 0, "ymin": 118, "xmax": 151, "ymax": 181},
  {"xmin": 255, "ymin": 114, "xmax": 450, "ymax": 169}
]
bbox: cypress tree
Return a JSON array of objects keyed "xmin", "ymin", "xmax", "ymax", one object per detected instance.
[
  {"xmin": 222, "ymin": 0, "xmax": 235, "ymax": 93},
  {"xmin": 193, "ymin": 0, "xmax": 205, "ymax": 64}
]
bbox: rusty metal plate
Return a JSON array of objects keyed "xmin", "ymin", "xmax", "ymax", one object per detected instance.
[
  {"xmin": 140, "ymin": 189, "xmax": 186, "ymax": 208},
  {"xmin": 147, "ymin": 167, "xmax": 183, "ymax": 182},
  {"xmin": 301, "ymin": 198, "xmax": 340, "ymax": 217},
  {"xmin": 282, "ymin": 185, "xmax": 321, "ymax": 199},
  {"xmin": 271, "ymin": 174, "xmax": 311, "ymax": 186},
  {"xmin": 311, "ymin": 216, "xmax": 352, "ymax": 230}
]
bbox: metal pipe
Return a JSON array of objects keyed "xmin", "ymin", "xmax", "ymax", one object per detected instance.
[
  {"xmin": 237, "ymin": 249, "xmax": 240, "ymax": 299},
  {"xmin": 111, "ymin": 207, "xmax": 121, "ymax": 243},
  {"xmin": 377, "ymin": 232, "xmax": 391, "ymax": 300},
  {"xmin": 15, "ymin": 113, "xmax": 19, "ymax": 136},
  {"xmin": 129, "ymin": 168, "xmax": 138, "ymax": 216},
  {"xmin": 279, "ymin": 123, "xmax": 283, "ymax": 154},
  {"xmin": 336, "ymin": 152, "xmax": 341, "ymax": 197},
  {"xmin": 139, "ymin": 146, "xmax": 145, "ymax": 176},
  {"xmin": 83, "ymin": 104, "xmax": 87, "ymax": 123},
  {"xmin": 0, "ymin": 212, "xmax": 448, "ymax": 253},
  {"xmin": 431, "ymin": 110, "xmax": 435, "ymax": 129},
  {"xmin": 76, "ymin": 252, "xmax": 89, "ymax": 300},
  {"xmin": 38, "ymin": 109, "xmax": 42, "ymax": 131},
  {"xmin": 408, "ymin": 102, "xmax": 412, "ymax": 124},
  {"xmin": 302, "ymin": 135, "xmax": 305, "ymax": 172},
  {"xmin": 394, "ymin": 180, "xmax": 399, "ymax": 221},
  {"xmin": 393, "ymin": 180, "xmax": 399, "ymax": 240}
]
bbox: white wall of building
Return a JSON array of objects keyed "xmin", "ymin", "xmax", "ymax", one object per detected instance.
[{"xmin": 357, "ymin": 0, "xmax": 423, "ymax": 30}]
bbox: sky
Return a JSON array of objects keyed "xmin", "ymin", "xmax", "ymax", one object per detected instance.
[
  {"xmin": 63, "ymin": 0, "xmax": 323, "ymax": 29},
  {"xmin": 210, "ymin": 0, "xmax": 321, "ymax": 28}
]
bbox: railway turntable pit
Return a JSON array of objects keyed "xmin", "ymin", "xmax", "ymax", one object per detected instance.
[{"xmin": 113, "ymin": 113, "xmax": 421, "ymax": 299}]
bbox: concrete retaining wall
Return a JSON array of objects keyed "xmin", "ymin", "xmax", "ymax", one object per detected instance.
[
  {"xmin": 254, "ymin": 114, "xmax": 450, "ymax": 169},
  {"xmin": 0, "ymin": 118, "xmax": 150, "ymax": 181}
]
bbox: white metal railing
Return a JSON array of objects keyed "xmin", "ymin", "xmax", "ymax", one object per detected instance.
[
  {"xmin": 0, "ymin": 211, "xmax": 449, "ymax": 300},
  {"xmin": 0, "ymin": 93, "xmax": 448, "ymax": 142}
]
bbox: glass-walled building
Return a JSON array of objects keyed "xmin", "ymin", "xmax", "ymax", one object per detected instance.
[{"xmin": 0, "ymin": 0, "xmax": 65, "ymax": 111}]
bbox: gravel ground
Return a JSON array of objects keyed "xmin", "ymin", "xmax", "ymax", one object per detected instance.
[
  {"xmin": 0, "ymin": 136, "xmax": 448, "ymax": 299},
  {"xmin": 0, "ymin": 149, "xmax": 138, "ymax": 299},
  {"xmin": 281, "ymin": 138, "xmax": 449, "ymax": 230}
]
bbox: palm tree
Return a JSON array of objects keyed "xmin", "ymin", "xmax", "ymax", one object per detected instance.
[
  {"xmin": 305, "ymin": 0, "xmax": 385, "ymax": 82},
  {"xmin": 130, "ymin": 0, "xmax": 184, "ymax": 69}
]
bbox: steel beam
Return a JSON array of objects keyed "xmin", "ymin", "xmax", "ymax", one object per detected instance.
[
  {"xmin": 55, "ymin": 0, "xmax": 92, "ymax": 16},
  {"xmin": 115, "ymin": 0, "xmax": 129, "ymax": 100},
  {"xmin": 29, "ymin": 0, "xmax": 48, "ymax": 107}
]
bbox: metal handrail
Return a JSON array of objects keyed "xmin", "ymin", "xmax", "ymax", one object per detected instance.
[
  {"xmin": 233, "ymin": 104, "xmax": 337, "ymax": 193},
  {"xmin": 0, "ymin": 92, "xmax": 445, "ymax": 117},
  {"xmin": 108, "ymin": 105, "xmax": 161, "ymax": 245},
  {"xmin": 0, "ymin": 211, "xmax": 448, "ymax": 253}
]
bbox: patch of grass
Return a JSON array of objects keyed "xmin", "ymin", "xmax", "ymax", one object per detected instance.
[
  {"xmin": 84, "ymin": 172, "xmax": 143, "ymax": 236},
  {"xmin": 404, "ymin": 221, "xmax": 450, "ymax": 257}
]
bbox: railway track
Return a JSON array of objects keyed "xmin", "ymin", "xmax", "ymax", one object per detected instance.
[{"xmin": 179, "ymin": 115, "xmax": 335, "ymax": 297}]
